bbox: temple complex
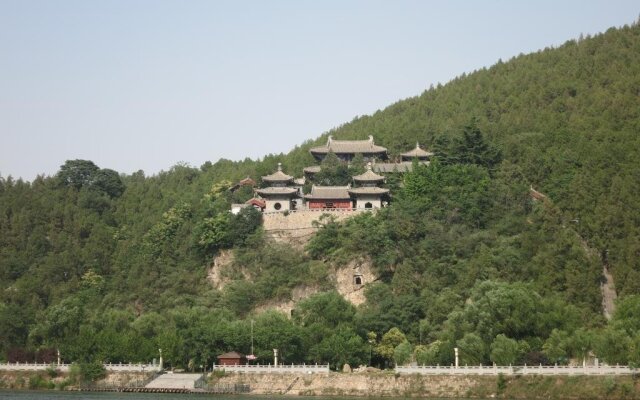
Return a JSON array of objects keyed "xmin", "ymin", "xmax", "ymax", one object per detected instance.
[{"xmin": 240, "ymin": 137, "xmax": 434, "ymax": 213}]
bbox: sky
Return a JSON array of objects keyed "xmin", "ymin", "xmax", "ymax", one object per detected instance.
[{"xmin": 1, "ymin": 1, "xmax": 638, "ymax": 180}]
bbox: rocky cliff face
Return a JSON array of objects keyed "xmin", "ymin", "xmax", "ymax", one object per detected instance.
[{"xmin": 207, "ymin": 212, "xmax": 381, "ymax": 313}]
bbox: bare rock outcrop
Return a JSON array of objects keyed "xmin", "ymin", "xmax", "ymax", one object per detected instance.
[
  {"xmin": 207, "ymin": 249, "xmax": 235, "ymax": 290},
  {"xmin": 335, "ymin": 257, "xmax": 379, "ymax": 306}
]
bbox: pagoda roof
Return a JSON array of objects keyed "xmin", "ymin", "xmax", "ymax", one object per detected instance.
[
  {"xmin": 401, "ymin": 143, "xmax": 434, "ymax": 159},
  {"xmin": 303, "ymin": 166, "xmax": 322, "ymax": 174},
  {"xmin": 310, "ymin": 135, "xmax": 387, "ymax": 155},
  {"xmin": 262, "ymin": 163, "xmax": 293, "ymax": 183},
  {"xmin": 305, "ymin": 185, "xmax": 351, "ymax": 200},
  {"xmin": 255, "ymin": 187, "xmax": 298, "ymax": 196},
  {"xmin": 352, "ymin": 163, "xmax": 385, "ymax": 182},
  {"xmin": 348, "ymin": 187, "xmax": 390, "ymax": 195}
]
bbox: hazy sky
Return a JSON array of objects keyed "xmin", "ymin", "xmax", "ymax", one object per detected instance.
[{"xmin": 1, "ymin": 0, "xmax": 638, "ymax": 180}]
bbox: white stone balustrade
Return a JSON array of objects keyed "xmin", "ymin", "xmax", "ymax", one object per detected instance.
[
  {"xmin": 0, "ymin": 362, "xmax": 70, "ymax": 372},
  {"xmin": 395, "ymin": 364, "xmax": 637, "ymax": 376},
  {"xmin": 212, "ymin": 363, "xmax": 330, "ymax": 374},
  {"xmin": 0, "ymin": 362, "xmax": 160, "ymax": 373}
]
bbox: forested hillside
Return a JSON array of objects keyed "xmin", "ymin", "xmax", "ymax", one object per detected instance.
[{"xmin": 1, "ymin": 23, "xmax": 640, "ymax": 369}]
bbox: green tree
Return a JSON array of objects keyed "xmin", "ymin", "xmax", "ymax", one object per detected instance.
[
  {"xmin": 92, "ymin": 169, "xmax": 125, "ymax": 198},
  {"xmin": 414, "ymin": 341, "xmax": 442, "ymax": 366},
  {"xmin": 610, "ymin": 295, "xmax": 640, "ymax": 335},
  {"xmin": 565, "ymin": 328, "xmax": 594, "ymax": 365},
  {"xmin": 543, "ymin": 329, "xmax": 569, "ymax": 364},
  {"xmin": 490, "ymin": 334, "xmax": 520, "ymax": 365},
  {"xmin": 313, "ymin": 152, "xmax": 351, "ymax": 186},
  {"xmin": 311, "ymin": 327, "xmax": 367, "ymax": 369},
  {"xmin": 57, "ymin": 160, "xmax": 100, "ymax": 189},
  {"xmin": 457, "ymin": 333, "xmax": 486, "ymax": 365},
  {"xmin": 227, "ymin": 207, "xmax": 262, "ymax": 247},
  {"xmin": 375, "ymin": 327, "xmax": 407, "ymax": 362},
  {"xmin": 452, "ymin": 119, "xmax": 502, "ymax": 170},
  {"xmin": 594, "ymin": 327, "xmax": 631, "ymax": 365},
  {"xmin": 393, "ymin": 341, "xmax": 413, "ymax": 366},
  {"xmin": 195, "ymin": 213, "xmax": 231, "ymax": 254}
]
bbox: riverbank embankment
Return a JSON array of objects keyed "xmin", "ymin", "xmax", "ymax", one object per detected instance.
[
  {"xmin": 212, "ymin": 371, "xmax": 640, "ymax": 399},
  {"xmin": 2, "ymin": 370, "xmax": 640, "ymax": 398},
  {"xmin": 0, "ymin": 370, "xmax": 148, "ymax": 391}
]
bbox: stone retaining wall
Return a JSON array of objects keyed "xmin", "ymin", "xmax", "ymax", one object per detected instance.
[
  {"xmin": 210, "ymin": 372, "xmax": 640, "ymax": 398},
  {"xmin": 262, "ymin": 210, "xmax": 369, "ymax": 245},
  {"xmin": 213, "ymin": 372, "xmax": 488, "ymax": 397}
]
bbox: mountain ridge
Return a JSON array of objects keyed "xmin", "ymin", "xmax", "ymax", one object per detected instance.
[{"xmin": 1, "ymin": 22, "xmax": 639, "ymax": 370}]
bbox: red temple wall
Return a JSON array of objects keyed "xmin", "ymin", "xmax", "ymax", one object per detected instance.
[{"xmin": 308, "ymin": 200, "xmax": 352, "ymax": 209}]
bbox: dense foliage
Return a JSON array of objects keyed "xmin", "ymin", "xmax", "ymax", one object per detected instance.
[{"xmin": 1, "ymin": 23, "xmax": 640, "ymax": 369}]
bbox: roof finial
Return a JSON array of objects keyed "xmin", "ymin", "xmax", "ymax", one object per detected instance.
[
  {"xmin": 327, "ymin": 135, "xmax": 333, "ymax": 146},
  {"xmin": 368, "ymin": 135, "xmax": 374, "ymax": 143},
  {"xmin": 367, "ymin": 162, "xmax": 372, "ymax": 170},
  {"xmin": 277, "ymin": 162, "xmax": 282, "ymax": 171},
  {"xmin": 416, "ymin": 142, "xmax": 420, "ymax": 149}
]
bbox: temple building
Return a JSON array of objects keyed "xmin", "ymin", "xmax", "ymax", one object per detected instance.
[
  {"xmin": 348, "ymin": 163, "xmax": 389, "ymax": 209},
  {"xmin": 372, "ymin": 143, "xmax": 433, "ymax": 174},
  {"xmin": 309, "ymin": 135, "xmax": 388, "ymax": 162},
  {"xmin": 400, "ymin": 142, "xmax": 433, "ymax": 162},
  {"xmin": 231, "ymin": 198, "xmax": 266, "ymax": 214},
  {"xmin": 371, "ymin": 161, "xmax": 413, "ymax": 174},
  {"xmin": 305, "ymin": 186, "xmax": 352, "ymax": 209},
  {"xmin": 255, "ymin": 163, "xmax": 299, "ymax": 212},
  {"xmin": 302, "ymin": 165, "xmax": 321, "ymax": 179}
]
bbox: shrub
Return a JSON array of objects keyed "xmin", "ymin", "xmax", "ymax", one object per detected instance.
[
  {"xmin": 78, "ymin": 361, "xmax": 107, "ymax": 382},
  {"xmin": 28, "ymin": 374, "xmax": 47, "ymax": 389},
  {"xmin": 46, "ymin": 366, "xmax": 59, "ymax": 378}
]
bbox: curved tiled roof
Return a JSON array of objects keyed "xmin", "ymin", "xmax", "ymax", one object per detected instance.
[
  {"xmin": 348, "ymin": 187, "xmax": 390, "ymax": 195},
  {"xmin": 401, "ymin": 143, "xmax": 434, "ymax": 159},
  {"xmin": 245, "ymin": 198, "xmax": 266, "ymax": 208},
  {"xmin": 255, "ymin": 187, "xmax": 298, "ymax": 196},
  {"xmin": 305, "ymin": 185, "xmax": 351, "ymax": 200},
  {"xmin": 352, "ymin": 163, "xmax": 385, "ymax": 182},
  {"xmin": 372, "ymin": 162, "xmax": 414, "ymax": 173},
  {"xmin": 310, "ymin": 135, "xmax": 387, "ymax": 155},
  {"xmin": 262, "ymin": 163, "xmax": 293, "ymax": 182},
  {"xmin": 303, "ymin": 165, "xmax": 322, "ymax": 174}
]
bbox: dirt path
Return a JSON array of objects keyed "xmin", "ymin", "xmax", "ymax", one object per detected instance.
[{"xmin": 601, "ymin": 264, "xmax": 617, "ymax": 320}]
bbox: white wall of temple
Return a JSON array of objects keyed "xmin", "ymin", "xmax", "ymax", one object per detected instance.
[
  {"xmin": 354, "ymin": 195, "xmax": 383, "ymax": 209},
  {"xmin": 264, "ymin": 196, "xmax": 293, "ymax": 212}
]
